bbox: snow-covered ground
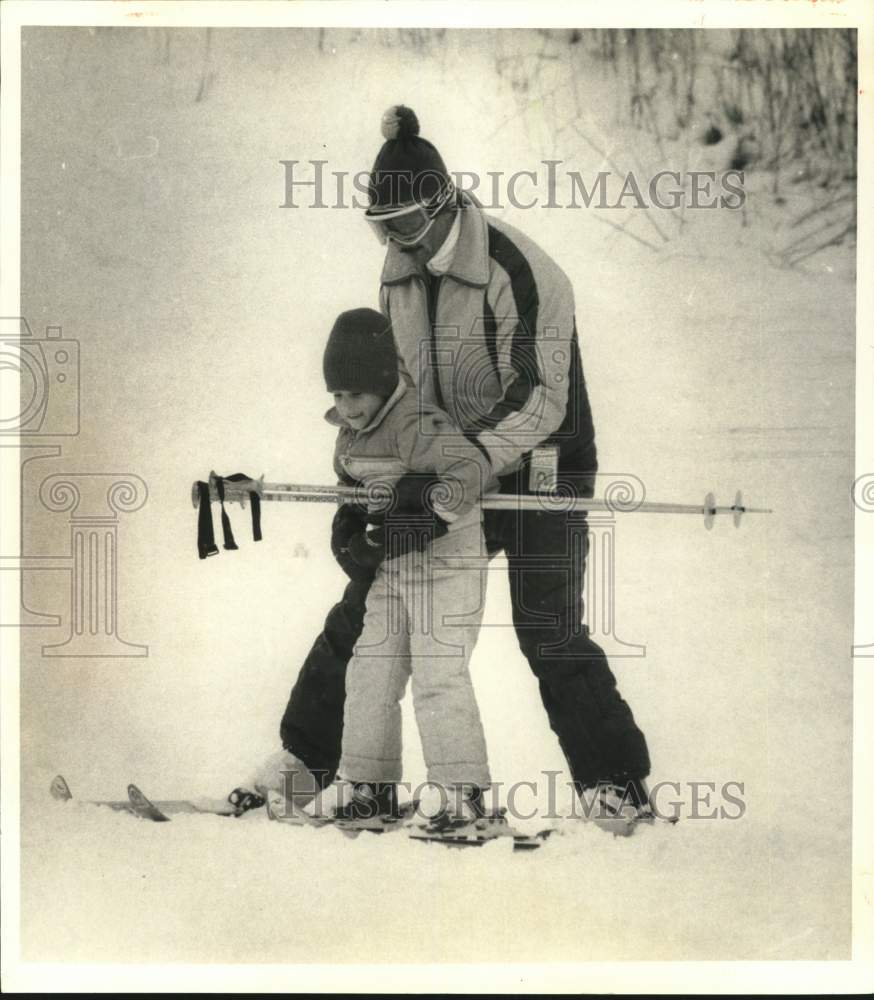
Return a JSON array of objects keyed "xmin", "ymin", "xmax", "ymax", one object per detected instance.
[{"xmin": 15, "ymin": 27, "xmax": 855, "ymax": 966}]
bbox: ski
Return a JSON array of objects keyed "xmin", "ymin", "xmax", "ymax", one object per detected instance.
[
  {"xmin": 407, "ymin": 810, "xmax": 554, "ymax": 851},
  {"xmin": 52, "ymin": 775, "xmax": 673, "ymax": 842},
  {"xmin": 265, "ymin": 789, "xmax": 336, "ymax": 829},
  {"xmin": 50, "ymin": 774, "xmax": 135, "ymax": 815},
  {"xmin": 588, "ymin": 806, "xmax": 680, "ymax": 838},
  {"xmin": 50, "ymin": 775, "xmax": 261, "ymax": 821},
  {"xmin": 265, "ymin": 788, "xmax": 556, "ymax": 850},
  {"xmin": 408, "ymin": 825, "xmax": 553, "ymax": 851},
  {"xmin": 265, "ymin": 789, "xmax": 418, "ymax": 839}
]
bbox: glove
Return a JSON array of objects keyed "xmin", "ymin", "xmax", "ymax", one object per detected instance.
[
  {"xmin": 393, "ymin": 472, "xmax": 444, "ymax": 515},
  {"xmin": 347, "ymin": 512, "xmax": 450, "ymax": 569},
  {"xmin": 331, "ymin": 503, "xmax": 375, "ymax": 581},
  {"xmin": 341, "ymin": 474, "xmax": 455, "ymax": 571},
  {"xmin": 366, "ymin": 472, "xmax": 447, "ymax": 525},
  {"xmin": 387, "ymin": 473, "xmax": 451, "ymax": 556},
  {"xmin": 332, "ymin": 503, "xmax": 367, "ymax": 550},
  {"xmin": 347, "ymin": 527, "xmax": 389, "ymax": 569}
]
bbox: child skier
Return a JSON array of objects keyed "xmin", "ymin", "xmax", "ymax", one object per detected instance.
[{"xmin": 288, "ymin": 307, "xmax": 496, "ymax": 831}]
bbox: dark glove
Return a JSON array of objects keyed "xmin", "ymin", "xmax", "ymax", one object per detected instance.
[
  {"xmin": 331, "ymin": 503, "xmax": 375, "ymax": 581},
  {"xmin": 366, "ymin": 472, "xmax": 447, "ymax": 525},
  {"xmin": 387, "ymin": 473, "xmax": 451, "ymax": 556},
  {"xmin": 332, "ymin": 503, "xmax": 367, "ymax": 549},
  {"xmin": 393, "ymin": 472, "xmax": 445, "ymax": 515},
  {"xmin": 347, "ymin": 512, "xmax": 450, "ymax": 569},
  {"xmin": 347, "ymin": 526, "xmax": 388, "ymax": 569}
]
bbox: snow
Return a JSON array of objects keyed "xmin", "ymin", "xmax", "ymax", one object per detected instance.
[
  {"xmin": 24, "ymin": 798, "xmax": 780, "ymax": 964},
  {"xmin": 14, "ymin": 26, "xmax": 856, "ymax": 969}
]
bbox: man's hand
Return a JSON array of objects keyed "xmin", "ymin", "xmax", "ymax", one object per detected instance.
[
  {"xmin": 367, "ymin": 473, "xmax": 452, "ymax": 524},
  {"xmin": 394, "ymin": 472, "xmax": 444, "ymax": 514},
  {"xmin": 347, "ymin": 511, "xmax": 450, "ymax": 568},
  {"xmin": 339, "ymin": 476, "xmax": 455, "ymax": 572}
]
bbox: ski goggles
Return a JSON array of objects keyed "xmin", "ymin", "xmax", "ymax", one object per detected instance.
[{"xmin": 365, "ymin": 180, "xmax": 456, "ymax": 247}]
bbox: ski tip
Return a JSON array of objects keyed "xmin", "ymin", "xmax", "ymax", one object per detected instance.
[
  {"xmin": 127, "ymin": 784, "xmax": 171, "ymax": 822},
  {"xmin": 50, "ymin": 774, "xmax": 72, "ymax": 802}
]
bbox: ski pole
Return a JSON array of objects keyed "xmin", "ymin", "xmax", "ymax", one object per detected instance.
[{"xmin": 191, "ymin": 475, "xmax": 772, "ymax": 529}]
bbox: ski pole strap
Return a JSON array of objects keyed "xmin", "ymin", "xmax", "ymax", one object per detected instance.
[
  {"xmin": 196, "ymin": 481, "xmax": 219, "ymax": 560},
  {"xmin": 216, "ymin": 475, "xmax": 239, "ymax": 551},
  {"xmin": 221, "ymin": 472, "xmax": 262, "ymax": 542},
  {"xmin": 196, "ymin": 472, "xmax": 262, "ymax": 559},
  {"xmin": 250, "ymin": 490, "xmax": 262, "ymax": 541}
]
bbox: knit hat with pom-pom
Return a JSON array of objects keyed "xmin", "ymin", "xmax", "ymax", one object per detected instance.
[
  {"xmin": 323, "ymin": 308, "xmax": 399, "ymax": 397},
  {"xmin": 367, "ymin": 105, "xmax": 451, "ymax": 211}
]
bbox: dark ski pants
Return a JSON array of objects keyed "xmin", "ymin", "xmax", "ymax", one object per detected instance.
[{"xmin": 280, "ymin": 486, "xmax": 650, "ymax": 790}]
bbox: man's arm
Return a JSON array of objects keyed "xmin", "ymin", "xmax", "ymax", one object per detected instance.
[
  {"xmin": 392, "ymin": 406, "xmax": 494, "ymax": 523},
  {"xmin": 469, "ymin": 230, "xmax": 575, "ymax": 476}
]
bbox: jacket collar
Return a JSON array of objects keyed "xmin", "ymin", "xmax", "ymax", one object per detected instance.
[
  {"xmin": 324, "ymin": 379, "xmax": 407, "ymax": 434},
  {"xmin": 379, "ymin": 193, "xmax": 490, "ymax": 288},
  {"xmin": 426, "ymin": 209, "xmax": 462, "ymax": 275}
]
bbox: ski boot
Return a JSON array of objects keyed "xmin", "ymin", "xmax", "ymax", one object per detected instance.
[
  {"xmin": 583, "ymin": 778, "xmax": 657, "ymax": 837},
  {"xmin": 307, "ymin": 779, "xmax": 415, "ymax": 835},
  {"xmin": 243, "ymin": 748, "xmax": 320, "ymax": 808},
  {"xmin": 232, "ymin": 747, "xmax": 321, "ymax": 819},
  {"xmin": 410, "ymin": 785, "xmax": 505, "ymax": 846}
]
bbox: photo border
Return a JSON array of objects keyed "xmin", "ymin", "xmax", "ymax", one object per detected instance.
[{"xmin": 1, "ymin": 0, "xmax": 871, "ymax": 993}]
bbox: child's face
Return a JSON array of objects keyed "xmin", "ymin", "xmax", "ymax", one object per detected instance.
[{"xmin": 332, "ymin": 390, "xmax": 385, "ymax": 430}]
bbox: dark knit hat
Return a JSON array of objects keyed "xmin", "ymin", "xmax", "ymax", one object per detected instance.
[
  {"xmin": 367, "ymin": 106, "xmax": 451, "ymax": 211},
  {"xmin": 323, "ymin": 308, "xmax": 399, "ymax": 396}
]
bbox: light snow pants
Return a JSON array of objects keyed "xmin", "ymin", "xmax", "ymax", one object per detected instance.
[
  {"xmin": 280, "ymin": 467, "xmax": 650, "ymax": 790},
  {"xmin": 338, "ymin": 524, "xmax": 490, "ymax": 787}
]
